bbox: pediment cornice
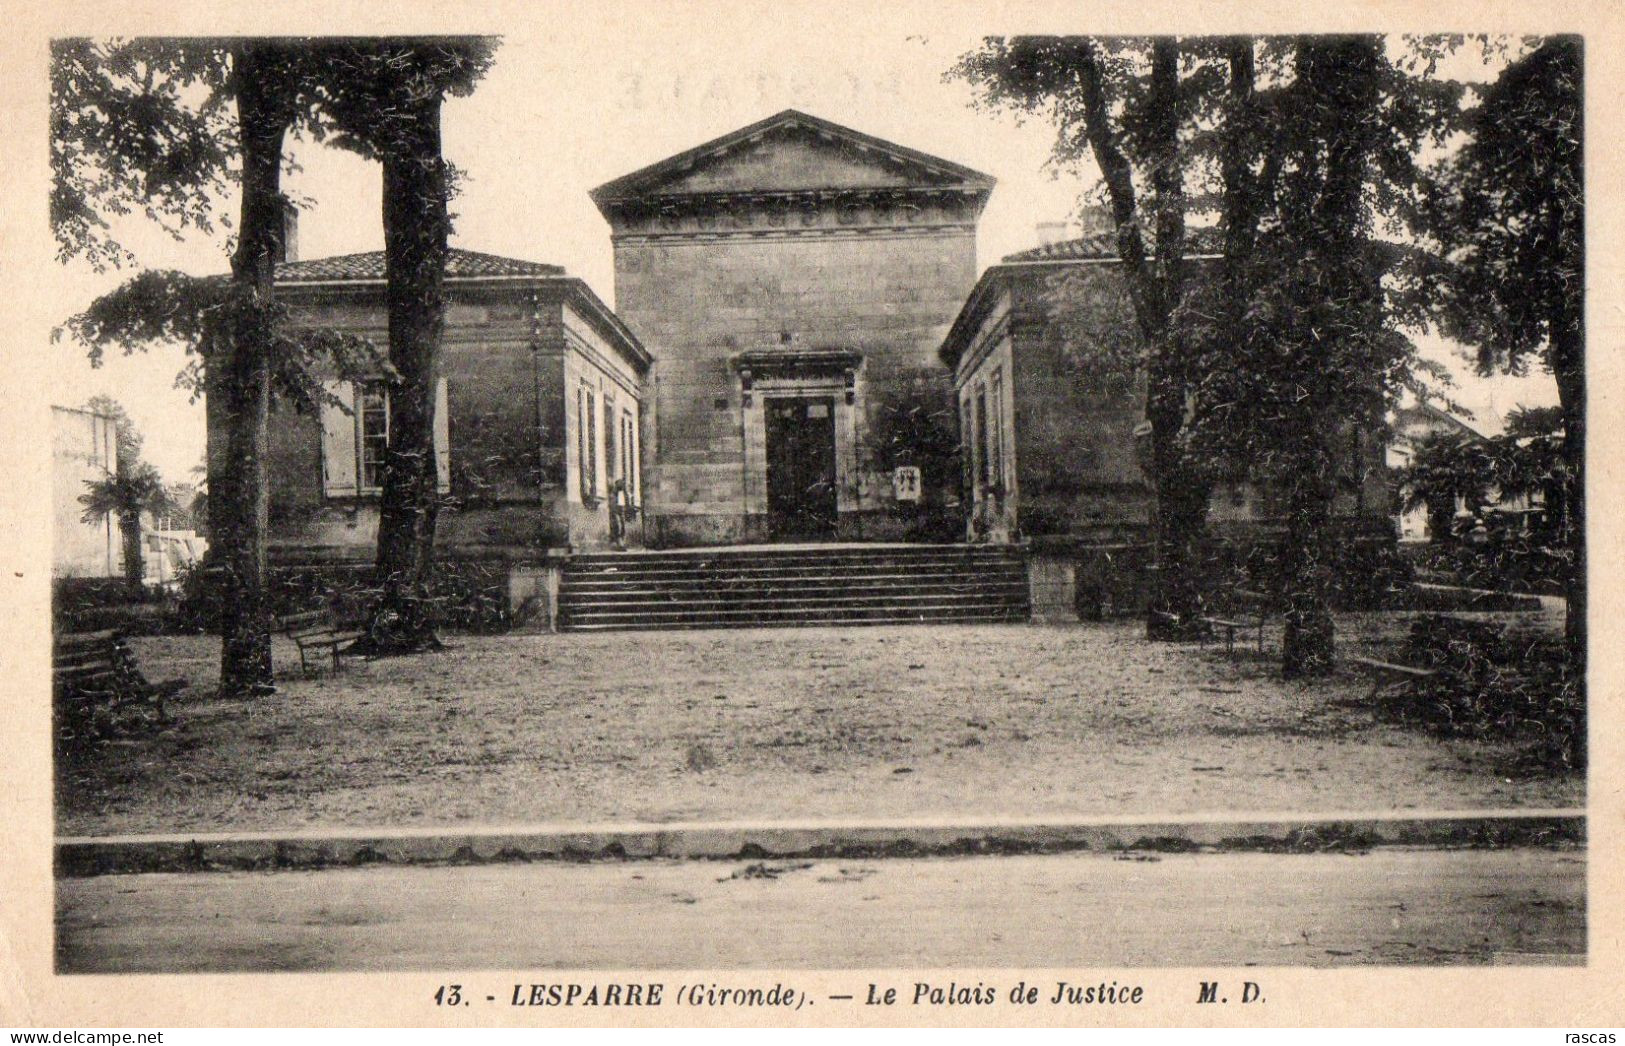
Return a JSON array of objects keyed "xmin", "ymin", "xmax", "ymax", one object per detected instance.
[{"xmin": 591, "ymin": 109, "xmax": 994, "ymax": 226}]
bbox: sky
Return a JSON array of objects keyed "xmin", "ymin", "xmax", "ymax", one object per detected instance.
[{"xmin": 50, "ymin": 21, "xmax": 1560, "ymax": 484}]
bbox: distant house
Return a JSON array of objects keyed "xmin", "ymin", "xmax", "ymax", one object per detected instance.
[
  {"xmin": 1387, "ymin": 397, "xmax": 1487, "ymax": 542},
  {"xmin": 938, "ymin": 228, "xmax": 1394, "ymax": 618},
  {"xmin": 142, "ymin": 529, "xmax": 206, "ymax": 589},
  {"xmin": 51, "ymin": 405, "xmax": 120, "ymax": 579},
  {"xmin": 236, "ymin": 242, "xmax": 651, "ymax": 605}
]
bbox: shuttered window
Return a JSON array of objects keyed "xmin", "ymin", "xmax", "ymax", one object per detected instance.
[
  {"xmin": 621, "ymin": 409, "xmax": 637, "ymax": 504},
  {"xmin": 604, "ymin": 392, "xmax": 618, "ymax": 484},
  {"xmin": 578, "ymin": 383, "xmax": 598, "ymax": 502},
  {"xmin": 974, "ymin": 382, "xmax": 989, "ymax": 492},
  {"xmin": 960, "ymin": 396, "xmax": 975, "ymax": 498},
  {"xmin": 320, "ymin": 381, "xmax": 359, "ymax": 497},
  {"xmin": 433, "ymin": 377, "xmax": 450, "ymax": 494},
  {"xmin": 319, "ymin": 377, "xmax": 450, "ymax": 498},
  {"xmin": 357, "ymin": 383, "xmax": 389, "ymax": 492},
  {"xmin": 988, "ymin": 367, "xmax": 1004, "ymax": 494}
]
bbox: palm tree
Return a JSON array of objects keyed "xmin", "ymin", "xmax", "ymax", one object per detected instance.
[
  {"xmin": 1395, "ymin": 432, "xmax": 1492, "ymax": 544},
  {"xmin": 79, "ymin": 462, "xmax": 177, "ymax": 592}
]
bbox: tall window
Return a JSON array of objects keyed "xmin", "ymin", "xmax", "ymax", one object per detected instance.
[
  {"xmin": 603, "ymin": 393, "xmax": 617, "ymax": 484},
  {"xmin": 961, "ymin": 397, "xmax": 975, "ymax": 496},
  {"xmin": 621, "ymin": 409, "xmax": 636, "ymax": 502},
  {"xmin": 988, "ymin": 367, "xmax": 1004, "ymax": 494},
  {"xmin": 358, "ymin": 383, "xmax": 389, "ymax": 492},
  {"xmin": 974, "ymin": 382, "xmax": 989, "ymax": 492},
  {"xmin": 578, "ymin": 384, "xmax": 598, "ymax": 501}
]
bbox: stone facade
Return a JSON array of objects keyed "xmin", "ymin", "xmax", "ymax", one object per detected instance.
[
  {"xmin": 243, "ymin": 249, "xmax": 650, "ymax": 576},
  {"xmin": 941, "ymin": 237, "xmax": 1396, "ymax": 619},
  {"xmin": 593, "ymin": 110, "xmax": 993, "ymax": 546}
]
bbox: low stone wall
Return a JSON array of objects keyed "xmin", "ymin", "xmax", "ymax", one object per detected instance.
[
  {"xmin": 1021, "ymin": 519, "xmax": 1410, "ymax": 624},
  {"xmin": 177, "ymin": 547, "xmax": 569, "ymax": 634}
]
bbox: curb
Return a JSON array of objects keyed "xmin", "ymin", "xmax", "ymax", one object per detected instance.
[{"xmin": 56, "ymin": 808, "xmax": 1584, "ymax": 877}]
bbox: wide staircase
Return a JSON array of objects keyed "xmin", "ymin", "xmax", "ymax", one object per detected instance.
[{"xmin": 557, "ymin": 544, "xmax": 1030, "ymax": 632}]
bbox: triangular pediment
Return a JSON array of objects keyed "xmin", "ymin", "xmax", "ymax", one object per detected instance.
[{"xmin": 592, "ymin": 110, "xmax": 994, "ymax": 205}]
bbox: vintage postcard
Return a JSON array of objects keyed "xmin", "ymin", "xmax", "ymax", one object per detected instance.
[{"xmin": 1, "ymin": 0, "xmax": 1621, "ymax": 1029}]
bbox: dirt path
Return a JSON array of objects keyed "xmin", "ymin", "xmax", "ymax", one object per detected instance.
[{"xmin": 57, "ymin": 618, "xmax": 1582, "ymax": 835}]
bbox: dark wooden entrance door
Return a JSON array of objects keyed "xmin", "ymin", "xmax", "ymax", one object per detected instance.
[{"xmin": 765, "ymin": 396, "xmax": 837, "ymax": 540}]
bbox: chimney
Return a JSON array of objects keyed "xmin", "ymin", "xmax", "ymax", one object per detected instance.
[
  {"xmin": 1035, "ymin": 221, "xmax": 1070, "ymax": 247},
  {"xmin": 1077, "ymin": 204, "xmax": 1114, "ymax": 237},
  {"xmin": 275, "ymin": 201, "xmax": 300, "ymax": 264}
]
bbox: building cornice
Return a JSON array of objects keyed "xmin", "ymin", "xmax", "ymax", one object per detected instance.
[
  {"xmin": 612, "ymin": 223, "xmax": 977, "ymax": 247},
  {"xmin": 590, "ymin": 108, "xmax": 995, "ymax": 210}
]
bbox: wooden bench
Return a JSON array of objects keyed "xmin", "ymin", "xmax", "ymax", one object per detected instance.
[
  {"xmin": 53, "ymin": 629, "xmax": 184, "ymax": 733},
  {"xmin": 277, "ymin": 609, "xmax": 364, "ymax": 676},
  {"xmin": 1411, "ymin": 613, "xmax": 1507, "ymax": 652},
  {"xmin": 1201, "ymin": 588, "xmax": 1274, "ymax": 656},
  {"xmin": 1347, "ymin": 656, "xmax": 1440, "ymax": 702}
]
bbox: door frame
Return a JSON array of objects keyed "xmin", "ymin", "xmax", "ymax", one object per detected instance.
[
  {"xmin": 734, "ymin": 351, "xmax": 863, "ymax": 531},
  {"xmin": 763, "ymin": 394, "xmax": 839, "ymax": 540}
]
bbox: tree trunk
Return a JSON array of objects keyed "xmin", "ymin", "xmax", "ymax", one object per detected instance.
[
  {"xmin": 1551, "ymin": 320, "xmax": 1584, "ymax": 678},
  {"xmin": 363, "ymin": 93, "xmax": 450, "ymax": 654},
  {"xmin": 1273, "ymin": 37, "xmax": 1382, "ymax": 679},
  {"xmin": 1145, "ymin": 385, "xmax": 1210, "ymax": 639},
  {"xmin": 1150, "ymin": 37, "xmax": 1258, "ymax": 640},
  {"xmin": 119, "ymin": 508, "xmax": 144, "ymax": 593},
  {"xmin": 215, "ymin": 45, "xmax": 295, "ymax": 698},
  {"xmin": 1427, "ymin": 496, "xmax": 1455, "ymax": 546},
  {"xmin": 1281, "ymin": 437, "xmax": 1337, "ymax": 677}
]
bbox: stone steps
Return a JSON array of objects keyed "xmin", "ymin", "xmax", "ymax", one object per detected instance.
[{"xmin": 558, "ymin": 544, "xmax": 1030, "ymax": 632}]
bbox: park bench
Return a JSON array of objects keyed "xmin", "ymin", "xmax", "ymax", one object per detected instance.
[
  {"xmin": 1201, "ymin": 587, "xmax": 1274, "ymax": 656},
  {"xmin": 1346, "ymin": 656, "xmax": 1440, "ymax": 702},
  {"xmin": 1412, "ymin": 613, "xmax": 1507, "ymax": 653},
  {"xmin": 1346, "ymin": 613, "xmax": 1509, "ymax": 707},
  {"xmin": 277, "ymin": 609, "xmax": 364, "ymax": 676},
  {"xmin": 53, "ymin": 629, "xmax": 184, "ymax": 733}
]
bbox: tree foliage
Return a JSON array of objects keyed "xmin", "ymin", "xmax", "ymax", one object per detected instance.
[
  {"xmin": 1411, "ymin": 37, "xmax": 1584, "ymax": 666},
  {"xmin": 955, "ymin": 35, "xmax": 1458, "ymax": 673},
  {"xmin": 82, "ymin": 393, "xmax": 145, "ymax": 470},
  {"xmin": 1396, "ymin": 409, "xmax": 1571, "ymax": 549},
  {"xmin": 54, "ymin": 39, "xmax": 329, "ymax": 696},
  {"xmin": 1416, "ymin": 39, "xmax": 1582, "ymax": 381},
  {"xmin": 57, "ymin": 267, "xmax": 385, "ymax": 411},
  {"xmin": 75, "ymin": 402, "xmax": 177, "ymax": 591},
  {"xmin": 1395, "ymin": 431, "xmax": 1490, "ymax": 541},
  {"xmin": 80, "ymin": 461, "xmax": 177, "ymax": 529},
  {"xmin": 51, "ymin": 39, "xmax": 234, "ymax": 272}
]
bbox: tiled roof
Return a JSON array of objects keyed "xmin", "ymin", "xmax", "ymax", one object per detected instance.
[
  {"xmin": 1001, "ymin": 224, "xmax": 1222, "ymax": 263},
  {"xmin": 274, "ymin": 248, "xmax": 565, "ymax": 283}
]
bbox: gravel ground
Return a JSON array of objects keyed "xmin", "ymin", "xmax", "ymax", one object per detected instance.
[{"xmin": 56, "ymin": 612, "xmax": 1582, "ymax": 836}]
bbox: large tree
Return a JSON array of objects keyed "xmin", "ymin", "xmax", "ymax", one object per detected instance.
[
  {"xmin": 210, "ymin": 41, "xmax": 314, "ymax": 694},
  {"xmin": 959, "ymin": 35, "xmax": 1456, "ymax": 674},
  {"xmin": 54, "ymin": 39, "xmax": 377, "ymax": 696},
  {"xmin": 1416, "ymin": 38, "xmax": 1584, "ymax": 671},
  {"xmin": 952, "ymin": 37, "xmax": 1231, "ymax": 639},
  {"xmin": 1189, "ymin": 36, "xmax": 1456, "ymax": 675},
  {"xmin": 310, "ymin": 39, "xmax": 497, "ymax": 654}
]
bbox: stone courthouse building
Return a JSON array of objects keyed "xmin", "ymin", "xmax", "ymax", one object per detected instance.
[
  {"xmin": 253, "ymin": 246, "xmax": 650, "ymax": 575},
  {"xmin": 241, "ymin": 109, "xmax": 1396, "ymax": 628},
  {"xmin": 591, "ymin": 110, "xmax": 993, "ymax": 545}
]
